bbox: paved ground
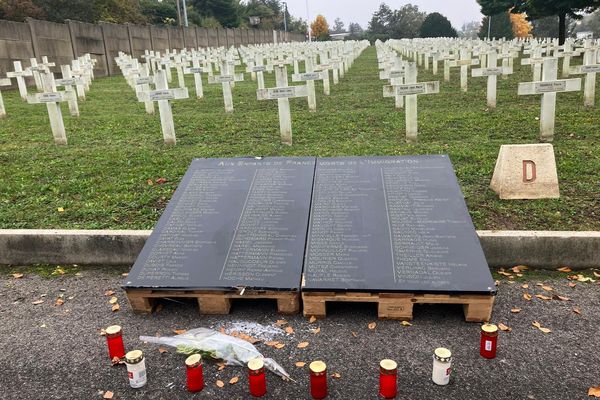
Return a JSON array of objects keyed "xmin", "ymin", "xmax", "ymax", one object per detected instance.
[{"xmin": 1, "ymin": 266, "xmax": 599, "ymax": 400}]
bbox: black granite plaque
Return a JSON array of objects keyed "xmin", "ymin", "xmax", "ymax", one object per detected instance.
[
  {"xmin": 303, "ymin": 156, "xmax": 495, "ymax": 294},
  {"xmin": 123, "ymin": 157, "xmax": 316, "ymax": 291}
]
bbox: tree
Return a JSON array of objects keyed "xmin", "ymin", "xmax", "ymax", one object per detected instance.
[
  {"xmin": 419, "ymin": 12, "xmax": 457, "ymax": 37},
  {"xmin": 331, "ymin": 17, "xmax": 345, "ymax": 33},
  {"xmin": 0, "ymin": 0, "xmax": 45, "ymax": 21},
  {"xmin": 311, "ymin": 14, "xmax": 329, "ymax": 40},
  {"xmin": 572, "ymin": 10, "xmax": 600, "ymax": 37},
  {"xmin": 348, "ymin": 22, "xmax": 364, "ymax": 39},
  {"xmin": 510, "ymin": 12, "xmax": 532, "ymax": 37},
  {"xmin": 191, "ymin": 0, "xmax": 240, "ymax": 27},
  {"xmin": 476, "ymin": 0, "xmax": 600, "ymax": 45},
  {"xmin": 459, "ymin": 21, "xmax": 481, "ymax": 38},
  {"xmin": 366, "ymin": 2, "xmax": 426, "ymax": 41},
  {"xmin": 140, "ymin": 0, "xmax": 178, "ymax": 25},
  {"xmin": 478, "ymin": 12, "xmax": 514, "ymax": 39}
]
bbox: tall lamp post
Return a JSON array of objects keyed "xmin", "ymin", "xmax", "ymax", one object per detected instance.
[
  {"xmin": 283, "ymin": 2, "xmax": 288, "ymax": 32},
  {"xmin": 306, "ymin": 0, "xmax": 312, "ymax": 42}
]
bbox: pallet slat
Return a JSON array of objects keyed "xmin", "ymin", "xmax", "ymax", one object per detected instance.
[
  {"xmin": 302, "ymin": 291, "xmax": 495, "ymax": 322},
  {"xmin": 125, "ymin": 289, "xmax": 300, "ymax": 315}
]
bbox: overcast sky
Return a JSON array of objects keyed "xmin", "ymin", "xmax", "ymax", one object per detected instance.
[{"xmin": 283, "ymin": 0, "xmax": 484, "ymax": 31}]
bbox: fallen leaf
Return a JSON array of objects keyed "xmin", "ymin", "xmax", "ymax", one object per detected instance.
[
  {"xmin": 265, "ymin": 341, "xmax": 279, "ymax": 347},
  {"xmin": 368, "ymin": 322, "xmax": 376, "ymax": 330},
  {"xmin": 523, "ymin": 293, "xmax": 532, "ymax": 301},
  {"xmin": 275, "ymin": 343, "xmax": 285, "ymax": 349},
  {"xmin": 516, "ymin": 273, "xmax": 523, "ymax": 277},
  {"xmin": 541, "ymin": 285, "xmax": 553, "ymax": 292},
  {"xmin": 121, "ymin": 273, "xmax": 128, "ymax": 277},
  {"xmin": 173, "ymin": 329, "xmax": 187, "ymax": 335},
  {"xmin": 510, "ymin": 308, "xmax": 521, "ymax": 313},
  {"xmin": 532, "ymin": 321, "xmax": 551, "ymax": 333},
  {"xmin": 309, "ymin": 315, "xmax": 317, "ymax": 324},
  {"xmin": 297, "ymin": 342, "xmax": 309, "ymax": 349},
  {"xmin": 275, "ymin": 319, "xmax": 287, "ymax": 326},
  {"xmin": 532, "ymin": 321, "xmax": 542, "ymax": 329},
  {"xmin": 351, "ymin": 331, "xmax": 358, "ymax": 337},
  {"xmin": 40, "ymin": 324, "xmax": 46, "ymax": 328},
  {"xmin": 568, "ymin": 282, "xmax": 577, "ymax": 288},
  {"xmin": 539, "ymin": 327, "xmax": 552, "ymax": 334},
  {"xmin": 494, "ymin": 280, "xmax": 500, "ymax": 286},
  {"xmin": 216, "ymin": 380, "xmax": 224, "ymax": 388},
  {"xmin": 535, "ymin": 294, "xmax": 552, "ymax": 301},
  {"xmin": 32, "ymin": 300, "xmax": 44, "ymax": 305},
  {"xmin": 109, "ymin": 297, "xmax": 118, "ymax": 304},
  {"xmin": 229, "ymin": 377, "xmax": 239, "ymax": 385},
  {"xmin": 295, "ymin": 362, "xmax": 306, "ymax": 367},
  {"xmin": 217, "ymin": 363, "xmax": 226, "ymax": 371},
  {"xmin": 552, "ymin": 294, "xmax": 570, "ymax": 301},
  {"xmin": 557, "ymin": 267, "xmax": 572, "ymax": 273},
  {"xmin": 57, "ymin": 207, "xmax": 65, "ymax": 212},
  {"xmin": 155, "ymin": 178, "xmax": 168, "ymax": 185},
  {"xmin": 11, "ymin": 273, "xmax": 24, "ymax": 279},
  {"xmin": 285, "ymin": 326, "xmax": 294, "ymax": 334},
  {"xmin": 521, "ymin": 284, "xmax": 529, "ymax": 289},
  {"xmin": 331, "ymin": 372, "xmax": 341, "ymax": 379},
  {"xmin": 147, "ymin": 179, "xmax": 154, "ymax": 185},
  {"xmin": 53, "ymin": 267, "xmax": 65, "ymax": 275},
  {"xmin": 100, "ymin": 329, "xmax": 107, "ymax": 336},
  {"xmin": 103, "ymin": 391, "xmax": 114, "ymax": 399},
  {"xmin": 158, "ymin": 347, "xmax": 168, "ymax": 354},
  {"xmin": 401, "ymin": 321, "xmax": 412, "ymax": 326},
  {"xmin": 311, "ymin": 327, "xmax": 321, "ymax": 334},
  {"xmin": 104, "ymin": 290, "xmax": 115, "ymax": 296},
  {"xmin": 589, "ymin": 387, "xmax": 600, "ymax": 397},
  {"xmin": 111, "ymin": 357, "xmax": 125, "ymax": 366},
  {"xmin": 573, "ymin": 307, "xmax": 581, "ymax": 315},
  {"xmin": 55, "ymin": 298, "xmax": 64, "ymax": 306},
  {"xmin": 111, "ymin": 304, "xmax": 120, "ymax": 312},
  {"xmin": 594, "ymin": 272, "xmax": 600, "ymax": 278},
  {"xmin": 498, "ymin": 323, "xmax": 512, "ymax": 332},
  {"xmin": 498, "ymin": 271, "xmax": 512, "ymax": 277},
  {"xmin": 512, "ymin": 265, "xmax": 528, "ymax": 273}
]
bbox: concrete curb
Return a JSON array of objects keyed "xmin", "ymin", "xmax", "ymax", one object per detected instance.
[{"xmin": 1, "ymin": 229, "xmax": 599, "ymax": 269}]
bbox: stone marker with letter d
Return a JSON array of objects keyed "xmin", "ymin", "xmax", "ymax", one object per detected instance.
[{"xmin": 490, "ymin": 143, "xmax": 559, "ymax": 200}]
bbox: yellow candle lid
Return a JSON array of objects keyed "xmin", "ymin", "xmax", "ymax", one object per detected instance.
[
  {"xmin": 434, "ymin": 347, "xmax": 452, "ymax": 360},
  {"xmin": 248, "ymin": 358, "xmax": 264, "ymax": 371},
  {"xmin": 125, "ymin": 350, "xmax": 144, "ymax": 364},
  {"xmin": 309, "ymin": 361, "xmax": 327, "ymax": 373},
  {"xmin": 105, "ymin": 325, "xmax": 122, "ymax": 335},
  {"xmin": 481, "ymin": 323, "xmax": 498, "ymax": 333},
  {"xmin": 185, "ymin": 354, "xmax": 202, "ymax": 367},
  {"xmin": 380, "ymin": 359, "xmax": 398, "ymax": 371}
]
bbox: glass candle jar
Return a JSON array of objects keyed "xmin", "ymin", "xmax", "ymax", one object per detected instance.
[
  {"xmin": 185, "ymin": 354, "xmax": 204, "ymax": 393},
  {"xmin": 248, "ymin": 358, "xmax": 267, "ymax": 397},
  {"xmin": 432, "ymin": 347, "xmax": 452, "ymax": 386},
  {"xmin": 125, "ymin": 350, "xmax": 147, "ymax": 388},
  {"xmin": 379, "ymin": 359, "xmax": 398, "ymax": 399},
  {"xmin": 105, "ymin": 325, "xmax": 126, "ymax": 360},
  {"xmin": 309, "ymin": 361, "xmax": 328, "ymax": 399},
  {"xmin": 480, "ymin": 323, "xmax": 498, "ymax": 359}
]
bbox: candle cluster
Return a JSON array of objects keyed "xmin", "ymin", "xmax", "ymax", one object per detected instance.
[{"xmin": 104, "ymin": 322, "xmax": 499, "ymax": 397}]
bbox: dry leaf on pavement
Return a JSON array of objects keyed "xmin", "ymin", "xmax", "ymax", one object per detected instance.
[
  {"xmin": 111, "ymin": 304, "xmax": 120, "ymax": 312},
  {"xmin": 229, "ymin": 377, "xmax": 239, "ymax": 385},
  {"xmin": 311, "ymin": 327, "xmax": 321, "ymax": 334},
  {"xmin": 297, "ymin": 342, "xmax": 309, "ymax": 349},
  {"xmin": 552, "ymin": 294, "xmax": 570, "ymax": 301},
  {"xmin": 12, "ymin": 273, "xmax": 24, "ymax": 279},
  {"xmin": 557, "ymin": 267, "xmax": 572, "ymax": 273},
  {"xmin": 55, "ymin": 298, "xmax": 64, "ymax": 306},
  {"xmin": 109, "ymin": 297, "xmax": 118, "ymax": 304},
  {"xmin": 309, "ymin": 315, "xmax": 317, "ymax": 324},
  {"xmin": 295, "ymin": 362, "xmax": 306, "ymax": 367},
  {"xmin": 32, "ymin": 300, "xmax": 44, "ymax": 305},
  {"xmin": 351, "ymin": 331, "xmax": 358, "ymax": 337},
  {"xmin": 368, "ymin": 322, "xmax": 376, "ymax": 330},
  {"xmin": 216, "ymin": 380, "xmax": 224, "ymax": 388},
  {"xmin": 510, "ymin": 308, "xmax": 521, "ymax": 313},
  {"xmin": 535, "ymin": 294, "xmax": 552, "ymax": 301},
  {"xmin": 541, "ymin": 285, "xmax": 553, "ymax": 291},
  {"xmin": 573, "ymin": 307, "xmax": 581, "ymax": 315},
  {"xmin": 285, "ymin": 326, "xmax": 294, "ymax": 334},
  {"xmin": 173, "ymin": 329, "xmax": 187, "ymax": 335},
  {"xmin": 265, "ymin": 341, "xmax": 279, "ymax": 347},
  {"xmin": 498, "ymin": 323, "xmax": 512, "ymax": 332},
  {"xmin": 104, "ymin": 290, "xmax": 115, "ymax": 296},
  {"xmin": 158, "ymin": 347, "xmax": 168, "ymax": 354},
  {"xmin": 103, "ymin": 391, "xmax": 114, "ymax": 399},
  {"xmin": 523, "ymin": 293, "xmax": 532, "ymax": 301},
  {"xmin": 401, "ymin": 321, "xmax": 412, "ymax": 326},
  {"xmin": 588, "ymin": 387, "xmax": 600, "ymax": 397},
  {"xmin": 275, "ymin": 343, "xmax": 285, "ymax": 349},
  {"xmin": 521, "ymin": 283, "xmax": 529, "ymax": 289},
  {"xmin": 331, "ymin": 372, "xmax": 341, "ymax": 379},
  {"xmin": 275, "ymin": 319, "xmax": 287, "ymax": 326}
]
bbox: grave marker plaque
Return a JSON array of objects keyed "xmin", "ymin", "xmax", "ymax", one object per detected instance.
[
  {"xmin": 303, "ymin": 156, "xmax": 495, "ymax": 294},
  {"xmin": 124, "ymin": 157, "xmax": 316, "ymax": 291}
]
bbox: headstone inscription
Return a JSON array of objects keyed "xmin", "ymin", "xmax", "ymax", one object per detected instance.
[
  {"xmin": 123, "ymin": 157, "xmax": 316, "ymax": 293},
  {"xmin": 303, "ymin": 156, "xmax": 495, "ymax": 295}
]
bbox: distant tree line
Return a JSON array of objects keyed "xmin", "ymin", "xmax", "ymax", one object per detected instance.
[{"xmin": 0, "ymin": 0, "xmax": 308, "ymax": 34}]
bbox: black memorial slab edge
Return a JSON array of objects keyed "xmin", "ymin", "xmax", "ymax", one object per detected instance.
[
  {"xmin": 302, "ymin": 155, "xmax": 496, "ymax": 297},
  {"xmin": 122, "ymin": 157, "xmax": 317, "ymax": 302}
]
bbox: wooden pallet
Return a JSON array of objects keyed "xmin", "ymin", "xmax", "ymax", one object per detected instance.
[
  {"xmin": 125, "ymin": 289, "xmax": 300, "ymax": 315},
  {"xmin": 302, "ymin": 291, "xmax": 495, "ymax": 322}
]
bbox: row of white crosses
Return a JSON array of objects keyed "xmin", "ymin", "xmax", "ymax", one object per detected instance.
[
  {"xmin": 1, "ymin": 54, "xmax": 96, "ymax": 145},
  {"xmin": 114, "ymin": 40, "xmax": 369, "ymax": 145}
]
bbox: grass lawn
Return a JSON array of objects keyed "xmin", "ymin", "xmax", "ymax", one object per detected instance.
[{"xmin": 0, "ymin": 46, "xmax": 598, "ymax": 231}]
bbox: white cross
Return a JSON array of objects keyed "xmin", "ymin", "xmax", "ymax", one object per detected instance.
[
  {"xmin": 518, "ymin": 58, "xmax": 581, "ymax": 142},
  {"xmin": 569, "ymin": 43, "xmax": 600, "ymax": 107},
  {"xmin": 208, "ymin": 60, "xmax": 244, "ymax": 113},
  {"xmin": 135, "ymin": 64, "xmax": 155, "ymax": 115},
  {"xmin": 472, "ymin": 51, "xmax": 513, "ymax": 108},
  {"xmin": 291, "ymin": 54, "xmax": 324, "ymax": 112},
  {"xmin": 55, "ymin": 65, "xmax": 82, "ymax": 117},
  {"xmin": 0, "ymin": 78, "xmax": 11, "ymax": 117},
  {"xmin": 449, "ymin": 49, "xmax": 479, "ymax": 92},
  {"xmin": 26, "ymin": 72, "xmax": 76, "ymax": 145},
  {"xmin": 6, "ymin": 61, "xmax": 32, "ymax": 100},
  {"xmin": 383, "ymin": 62, "xmax": 439, "ymax": 142},
  {"xmin": 257, "ymin": 64, "xmax": 309, "ymax": 145},
  {"xmin": 136, "ymin": 69, "xmax": 189, "ymax": 145}
]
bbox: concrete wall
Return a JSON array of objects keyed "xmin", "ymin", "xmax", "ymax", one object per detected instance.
[
  {"xmin": 0, "ymin": 18, "xmax": 304, "ymax": 77},
  {"xmin": 1, "ymin": 230, "xmax": 599, "ymax": 269}
]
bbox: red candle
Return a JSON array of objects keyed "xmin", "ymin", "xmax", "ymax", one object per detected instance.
[
  {"xmin": 480, "ymin": 323, "xmax": 498, "ymax": 359},
  {"xmin": 105, "ymin": 325, "xmax": 125, "ymax": 360},
  {"xmin": 379, "ymin": 359, "xmax": 398, "ymax": 399},
  {"xmin": 309, "ymin": 361, "xmax": 328, "ymax": 399},
  {"xmin": 248, "ymin": 358, "xmax": 267, "ymax": 397},
  {"xmin": 185, "ymin": 354, "xmax": 204, "ymax": 393}
]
